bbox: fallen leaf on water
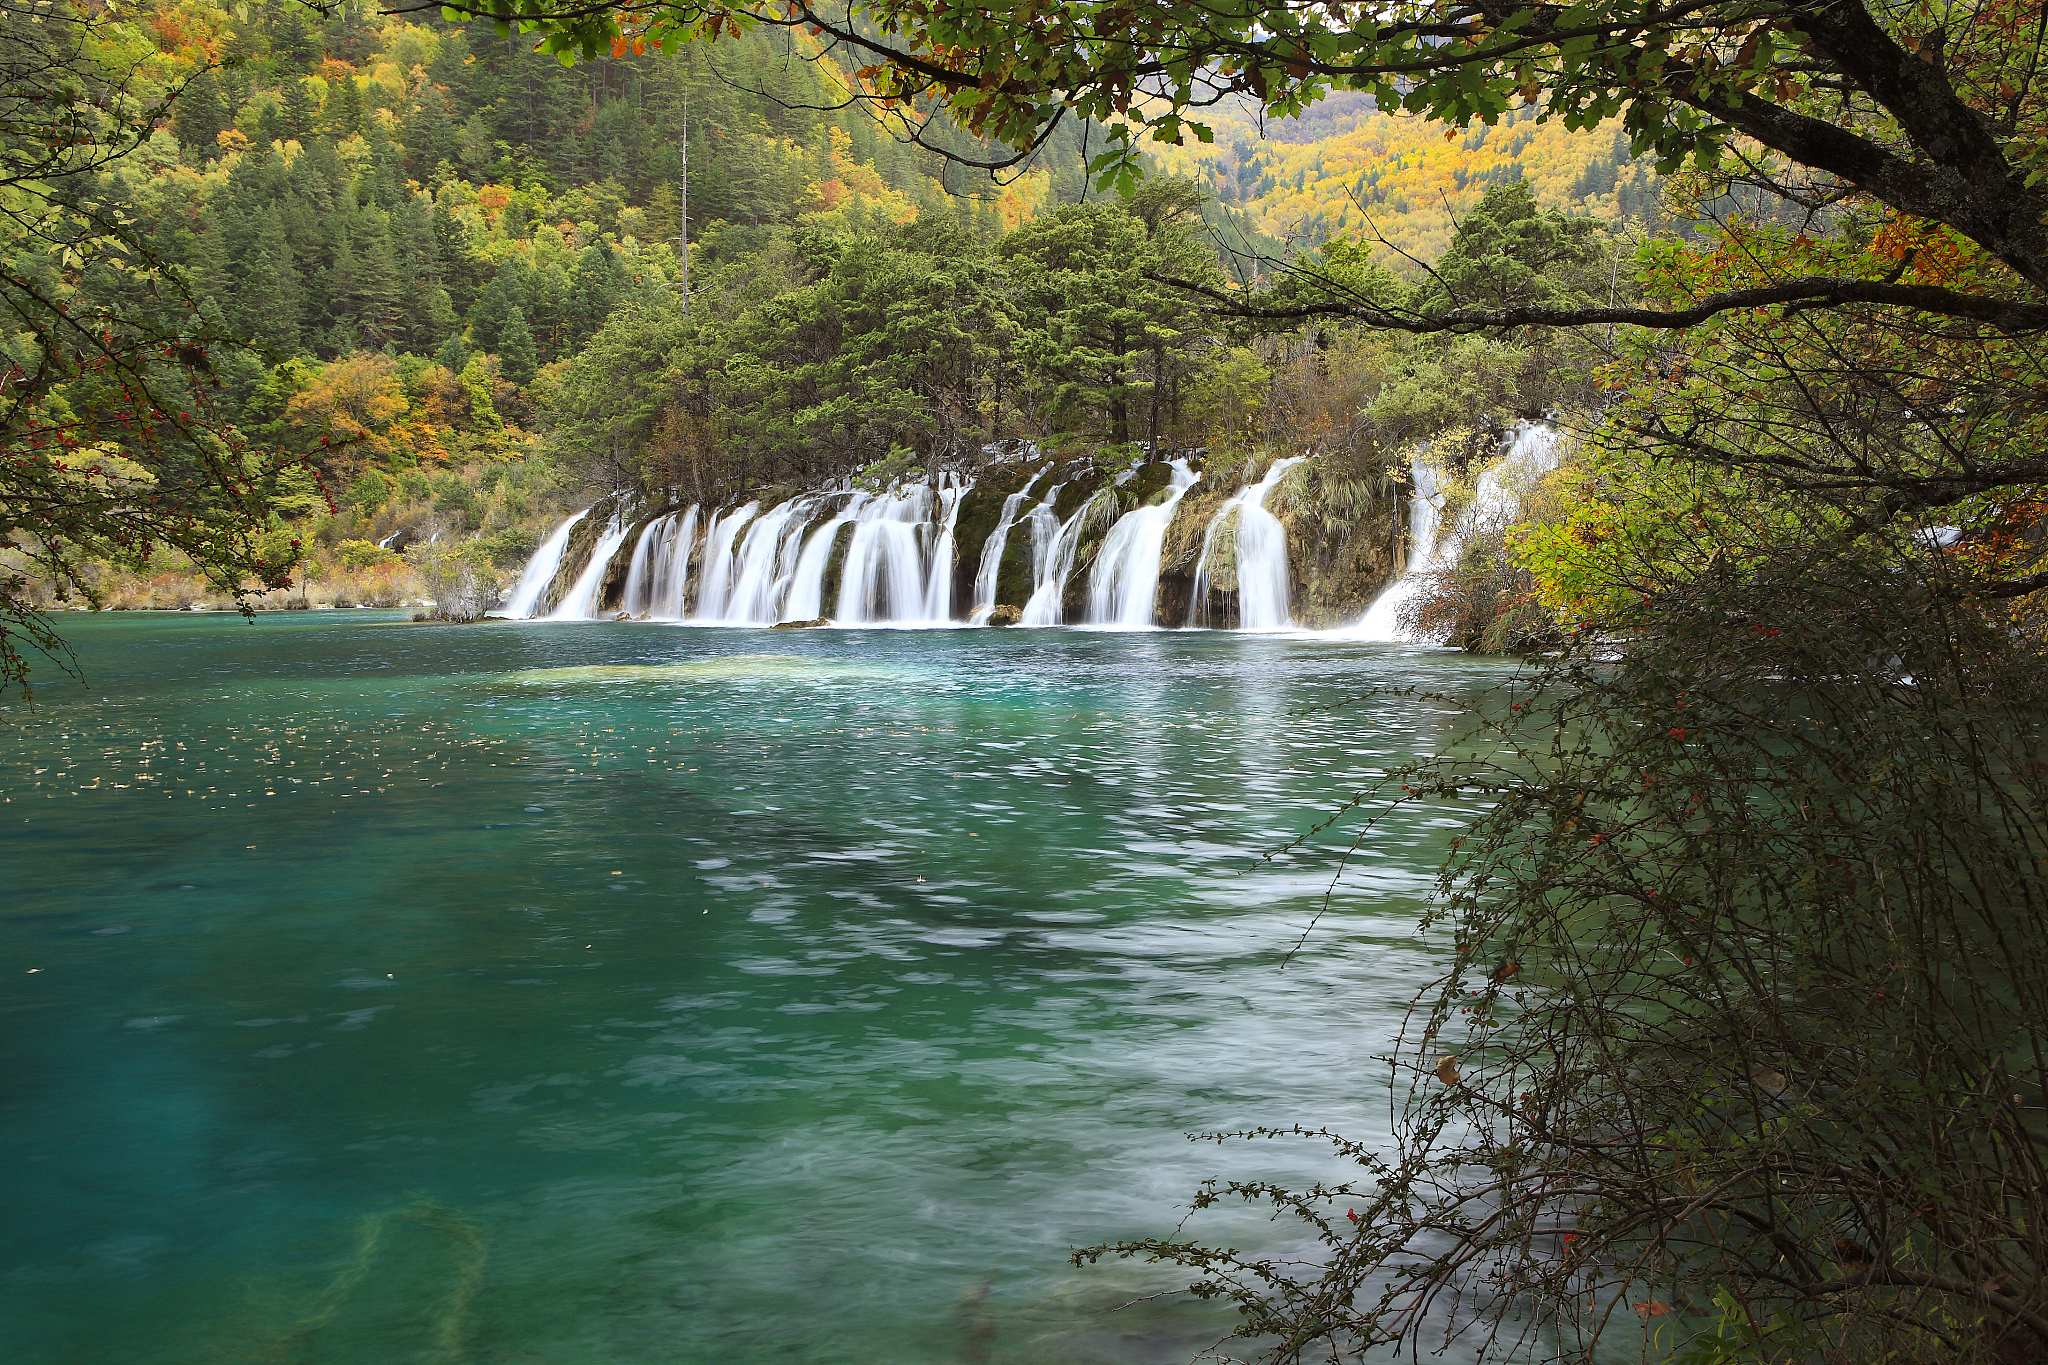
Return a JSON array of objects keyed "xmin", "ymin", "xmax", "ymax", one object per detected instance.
[
  {"xmin": 1633, "ymin": 1301, "xmax": 1671, "ymax": 1317},
  {"xmin": 1436, "ymin": 1057, "xmax": 1461, "ymax": 1086}
]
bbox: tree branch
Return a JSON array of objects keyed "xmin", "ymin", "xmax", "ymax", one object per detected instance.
[{"xmin": 1154, "ymin": 274, "xmax": 2048, "ymax": 334}]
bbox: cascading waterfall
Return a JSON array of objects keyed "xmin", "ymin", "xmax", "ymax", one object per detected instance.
[
  {"xmin": 783, "ymin": 493, "xmax": 867, "ymax": 622},
  {"xmin": 1019, "ymin": 491, "xmax": 1096, "ymax": 627},
  {"xmin": 501, "ymin": 508, "xmax": 589, "ymax": 619},
  {"xmin": 719, "ymin": 498, "xmax": 817, "ymax": 624},
  {"xmin": 691, "ymin": 502, "xmax": 759, "ymax": 622},
  {"xmin": 1026, "ymin": 482, "xmax": 1066, "ymax": 585},
  {"xmin": 1187, "ymin": 456, "xmax": 1306, "ymax": 630},
  {"xmin": 648, "ymin": 505, "xmax": 699, "ymax": 620},
  {"xmin": 1084, "ymin": 460, "xmax": 1200, "ymax": 627},
  {"xmin": 836, "ymin": 485, "xmax": 934, "ymax": 625},
  {"xmin": 616, "ymin": 506, "xmax": 702, "ymax": 619},
  {"xmin": 968, "ymin": 468, "xmax": 1050, "ymax": 624},
  {"xmin": 1346, "ymin": 423, "xmax": 1562, "ymax": 641},
  {"xmin": 618, "ymin": 517, "xmax": 664, "ymax": 617},
  {"xmin": 920, "ymin": 474, "xmax": 974, "ymax": 623},
  {"xmin": 511, "ymin": 449, "xmax": 1466, "ymax": 632},
  {"xmin": 544, "ymin": 515, "xmax": 630, "ymax": 621}
]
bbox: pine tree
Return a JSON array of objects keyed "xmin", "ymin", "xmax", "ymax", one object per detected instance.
[
  {"xmin": 402, "ymin": 88, "xmax": 458, "ymax": 180},
  {"xmin": 275, "ymin": 8, "xmax": 319, "ymax": 72},
  {"xmin": 282, "ymin": 79, "xmax": 316, "ymax": 142},
  {"xmin": 565, "ymin": 240, "xmax": 628, "ymax": 347},
  {"xmin": 348, "ymin": 212, "xmax": 405, "ymax": 347},
  {"xmin": 363, "ymin": 120, "xmax": 405, "ymax": 208},
  {"xmin": 467, "ymin": 269, "xmax": 524, "ymax": 353},
  {"xmin": 432, "ymin": 196, "xmax": 481, "ymax": 313},
  {"xmin": 498, "ymin": 306, "xmax": 538, "ymax": 384},
  {"xmin": 328, "ymin": 79, "xmax": 363, "ymax": 139},
  {"xmin": 241, "ymin": 205, "xmax": 304, "ymax": 356},
  {"xmin": 394, "ymin": 196, "xmax": 455, "ymax": 349},
  {"xmin": 176, "ymin": 70, "xmax": 232, "ymax": 161}
]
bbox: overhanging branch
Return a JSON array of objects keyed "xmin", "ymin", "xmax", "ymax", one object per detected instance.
[{"xmin": 1154, "ymin": 275, "xmax": 2048, "ymax": 334}]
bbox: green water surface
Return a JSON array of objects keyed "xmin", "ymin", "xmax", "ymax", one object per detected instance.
[{"xmin": 0, "ymin": 613, "xmax": 1504, "ymax": 1364}]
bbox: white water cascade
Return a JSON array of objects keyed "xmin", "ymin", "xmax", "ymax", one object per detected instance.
[
  {"xmin": 782, "ymin": 492, "xmax": 867, "ymax": 622},
  {"xmin": 618, "ymin": 518, "xmax": 663, "ymax": 615},
  {"xmin": 1344, "ymin": 423, "xmax": 1562, "ymax": 641},
  {"xmin": 691, "ymin": 502, "xmax": 759, "ymax": 622},
  {"xmin": 545, "ymin": 515, "xmax": 630, "ymax": 621},
  {"xmin": 968, "ymin": 469, "xmax": 1050, "ymax": 624},
  {"xmin": 1187, "ymin": 457, "xmax": 1305, "ymax": 630},
  {"xmin": 835, "ymin": 485, "xmax": 934, "ymax": 625},
  {"xmin": 1084, "ymin": 460, "xmax": 1200, "ymax": 627},
  {"xmin": 1025, "ymin": 482, "xmax": 1066, "ymax": 584},
  {"xmin": 616, "ymin": 506, "xmax": 701, "ymax": 620},
  {"xmin": 719, "ymin": 497, "xmax": 819, "ymax": 624},
  {"xmin": 1019, "ymin": 489, "xmax": 1099, "ymax": 627},
  {"xmin": 920, "ymin": 474, "xmax": 974, "ymax": 622},
  {"xmin": 501, "ymin": 508, "xmax": 590, "ymax": 619},
  {"xmin": 649, "ymin": 505, "xmax": 699, "ymax": 619}
]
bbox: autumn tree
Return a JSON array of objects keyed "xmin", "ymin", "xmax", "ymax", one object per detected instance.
[{"xmin": 1, "ymin": 0, "xmax": 307, "ymax": 692}]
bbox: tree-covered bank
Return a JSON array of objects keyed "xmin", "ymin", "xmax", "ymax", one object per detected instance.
[{"xmin": 5, "ymin": 0, "xmax": 1662, "ymax": 649}]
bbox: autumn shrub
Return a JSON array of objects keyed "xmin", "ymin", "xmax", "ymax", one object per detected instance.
[{"xmin": 337, "ymin": 540, "xmax": 399, "ymax": 571}]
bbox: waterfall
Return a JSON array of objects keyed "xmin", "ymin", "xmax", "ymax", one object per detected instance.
[
  {"xmin": 691, "ymin": 502, "xmax": 759, "ymax": 622},
  {"xmin": 501, "ymin": 508, "xmax": 590, "ymax": 619},
  {"xmin": 921, "ymin": 474, "xmax": 974, "ymax": 623},
  {"xmin": 836, "ymin": 485, "xmax": 933, "ymax": 625},
  {"xmin": 968, "ymin": 468, "xmax": 1049, "ymax": 624},
  {"xmin": 544, "ymin": 515, "xmax": 630, "ymax": 621},
  {"xmin": 1187, "ymin": 456, "xmax": 1305, "ymax": 629},
  {"xmin": 618, "ymin": 517, "xmax": 664, "ymax": 617},
  {"xmin": 617, "ymin": 507, "xmax": 702, "ymax": 619},
  {"xmin": 648, "ymin": 505, "xmax": 699, "ymax": 620},
  {"xmin": 1346, "ymin": 423, "xmax": 1562, "ymax": 641},
  {"xmin": 719, "ymin": 498, "xmax": 818, "ymax": 624},
  {"xmin": 1084, "ymin": 460, "xmax": 1200, "ymax": 627},
  {"xmin": 1026, "ymin": 482, "xmax": 1065, "ymax": 584},
  {"xmin": 783, "ymin": 493, "xmax": 868, "ymax": 622},
  {"xmin": 1019, "ymin": 492, "xmax": 1094, "ymax": 626}
]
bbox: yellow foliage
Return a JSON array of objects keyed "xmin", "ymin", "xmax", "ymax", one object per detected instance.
[{"xmin": 1149, "ymin": 103, "xmax": 1654, "ymax": 272}]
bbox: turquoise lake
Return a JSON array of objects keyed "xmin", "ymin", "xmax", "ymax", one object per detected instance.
[{"xmin": 0, "ymin": 613, "xmax": 1505, "ymax": 1364}]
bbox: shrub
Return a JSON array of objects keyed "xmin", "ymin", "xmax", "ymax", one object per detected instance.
[{"xmin": 337, "ymin": 539, "xmax": 398, "ymax": 570}]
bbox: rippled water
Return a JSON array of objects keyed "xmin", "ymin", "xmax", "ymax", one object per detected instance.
[{"xmin": 0, "ymin": 614, "xmax": 1509, "ymax": 1364}]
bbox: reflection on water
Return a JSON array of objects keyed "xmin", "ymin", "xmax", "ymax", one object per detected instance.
[{"xmin": 0, "ymin": 614, "xmax": 1509, "ymax": 1364}]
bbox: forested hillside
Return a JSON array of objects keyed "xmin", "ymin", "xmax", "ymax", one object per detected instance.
[
  {"xmin": 1147, "ymin": 95, "xmax": 1664, "ymax": 267},
  {"xmin": 6, "ymin": 0, "xmax": 1640, "ymax": 620}
]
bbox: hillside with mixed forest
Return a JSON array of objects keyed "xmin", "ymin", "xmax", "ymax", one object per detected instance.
[{"xmin": 6, "ymin": 0, "xmax": 1643, "ymax": 617}]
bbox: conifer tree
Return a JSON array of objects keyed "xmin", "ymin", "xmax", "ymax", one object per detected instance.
[
  {"xmin": 402, "ymin": 88, "xmax": 457, "ymax": 179},
  {"xmin": 241, "ymin": 205, "xmax": 303, "ymax": 357},
  {"xmin": 175, "ymin": 69, "xmax": 231, "ymax": 160},
  {"xmin": 347, "ymin": 213, "xmax": 404, "ymax": 347},
  {"xmin": 565, "ymin": 240, "xmax": 628, "ymax": 347},
  {"xmin": 497, "ymin": 306, "xmax": 538, "ymax": 384},
  {"xmin": 280, "ymin": 79, "xmax": 315, "ymax": 142},
  {"xmin": 327, "ymin": 78, "xmax": 362, "ymax": 139}
]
